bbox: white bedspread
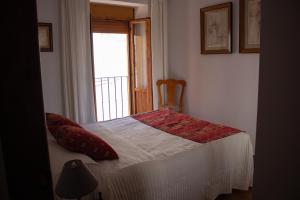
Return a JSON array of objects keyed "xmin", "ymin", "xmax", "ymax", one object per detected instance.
[{"xmin": 48, "ymin": 117, "xmax": 253, "ymax": 200}]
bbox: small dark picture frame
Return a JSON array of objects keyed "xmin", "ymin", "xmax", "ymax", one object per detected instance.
[
  {"xmin": 38, "ymin": 23, "xmax": 53, "ymax": 52},
  {"xmin": 200, "ymin": 2, "xmax": 232, "ymax": 54},
  {"xmin": 239, "ymin": 0, "xmax": 261, "ymax": 53}
]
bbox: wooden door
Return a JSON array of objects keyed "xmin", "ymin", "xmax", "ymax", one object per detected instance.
[{"xmin": 129, "ymin": 18, "xmax": 153, "ymax": 114}]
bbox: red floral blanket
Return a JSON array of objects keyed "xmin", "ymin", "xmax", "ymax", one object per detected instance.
[{"xmin": 132, "ymin": 109, "xmax": 241, "ymax": 143}]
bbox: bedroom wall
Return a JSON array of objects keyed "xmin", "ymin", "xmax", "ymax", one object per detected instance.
[
  {"xmin": 90, "ymin": 0, "xmax": 149, "ymax": 18},
  {"xmin": 135, "ymin": 4, "xmax": 149, "ymax": 18},
  {"xmin": 168, "ymin": 0, "xmax": 259, "ymax": 148},
  {"xmin": 36, "ymin": 0, "xmax": 64, "ymax": 114},
  {"xmin": 91, "ymin": 0, "xmax": 148, "ymax": 4}
]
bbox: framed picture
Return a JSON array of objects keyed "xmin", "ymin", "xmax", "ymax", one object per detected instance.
[
  {"xmin": 200, "ymin": 2, "xmax": 232, "ymax": 54},
  {"xmin": 38, "ymin": 23, "xmax": 53, "ymax": 52},
  {"xmin": 239, "ymin": 0, "xmax": 261, "ymax": 53}
]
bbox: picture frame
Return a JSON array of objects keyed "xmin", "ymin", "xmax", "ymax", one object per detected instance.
[
  {"xmin": 38, "ymin": 23, "xmax": 53, "ymax": 52},
  {"xmin": 200, "ymin": 2, "xmax": 232, "ymax": 54},
  {"xmin": 239, "ymin": 0, "xmax": 261, "ymax": 53}
]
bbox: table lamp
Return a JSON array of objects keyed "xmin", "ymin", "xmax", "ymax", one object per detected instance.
[{"xmin": 55, "ymin": 159, "xmax": 98, "ymax": 200}]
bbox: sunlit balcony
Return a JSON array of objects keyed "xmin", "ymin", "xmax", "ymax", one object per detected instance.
[
  {"xmin": 92, "ymin": 33, "xmax": 129, "ymax": 121},
  {"xmin": 94, "ymin": 76, "xmax": 129, "ymax": 121}
]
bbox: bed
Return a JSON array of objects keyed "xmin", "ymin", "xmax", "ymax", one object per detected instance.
[{"xmin": 47, "ymin": 109, "xmax": 253, "ymax": 200}]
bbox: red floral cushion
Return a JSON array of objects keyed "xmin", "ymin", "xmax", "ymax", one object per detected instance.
[
  {"xmin": 46, "ymin": 113, "xmax": 82, "ymax": 137},
  {"xmin": 46, "ymin": 112, "xmax": 82, "ymax": 127},
  {"xmin": 51, "ymin": 125, "xmax": 118, "ymax": 161}
]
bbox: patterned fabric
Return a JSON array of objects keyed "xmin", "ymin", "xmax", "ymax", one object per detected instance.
[
  {"xmin": 46, "ymin": 113, "xmax": 82, "ymax": 138},
  {"xmin": 50, "ymin": 125, "xmax": 118, "ymax": 161},
  {"xmin": 132, "ymin": 109, "xmax": 241, "ymax": 143},
  {"xmin": 46, "ymin": 112, "xmax": 82, "ymax": 128}
]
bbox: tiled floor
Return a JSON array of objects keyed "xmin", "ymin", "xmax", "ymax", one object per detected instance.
[{"xmin": 215, "ymin": 189, "xmax": 252, "ymax": 200}]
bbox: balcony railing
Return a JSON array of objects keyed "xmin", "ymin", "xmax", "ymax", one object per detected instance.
[{"xmin": 95, "ymin": 76, "xmax": 129, "ymax": 121}]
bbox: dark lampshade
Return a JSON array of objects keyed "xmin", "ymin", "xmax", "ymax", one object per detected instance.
[{"xmin": 55, "ymin": 159, "xmax": 98, "ymax": 199}]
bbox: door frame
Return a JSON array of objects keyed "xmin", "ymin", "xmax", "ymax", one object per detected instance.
[{"xmin": 129, "ymin": 18, "xmax": 153, "ymax": 114}]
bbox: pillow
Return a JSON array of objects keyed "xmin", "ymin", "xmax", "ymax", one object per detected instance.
[
  {"xmin": 46, "ymin": 112, "xmax": 82, "ymax": 127},
  {"xmin": 50, "ymin": 125, "xmax": 118, "ymax": 161},
  {"xmin": 46, "ymin": 113, "xmax": 82, "ymax": 137}
]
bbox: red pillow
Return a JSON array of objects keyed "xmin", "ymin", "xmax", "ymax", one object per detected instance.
[
  {"xmin": 51, "ymin": 125, "xmax": 118, "ymax": 161},
  {"xmin": 46, "ymin": 113, "xmax": 82, "ymax": 137},
  {"xmin": 46, "ymin": 113, "xmax": 82, "ymax": 127}
]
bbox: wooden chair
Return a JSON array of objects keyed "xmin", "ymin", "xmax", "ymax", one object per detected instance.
[{"xmin": 156, "ymin": 79, "xmax": 186, "ymax": 113}]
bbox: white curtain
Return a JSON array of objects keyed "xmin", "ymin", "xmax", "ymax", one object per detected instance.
[
  {"xmin": 61, "ymin": 0, "xmax": 96, "ymax": 123},
  {"xmin": 150, "ymin": 0, "xmax": 168, "ymax": 109}
]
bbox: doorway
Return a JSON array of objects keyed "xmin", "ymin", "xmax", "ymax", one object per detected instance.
[
  {"xmin": 92, "ymin": 32, "xmax": 130, "ymax": 121},
  {"xmin": 90, "ymin": 4, "xmax": 153, "ymax": 121}
]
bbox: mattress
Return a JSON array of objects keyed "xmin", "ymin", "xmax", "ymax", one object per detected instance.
[{"xmin": 48, "ymin": 116, "xmax": 254, "ymax": 200}]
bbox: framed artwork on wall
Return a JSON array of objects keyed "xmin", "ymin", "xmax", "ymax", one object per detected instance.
[
  {"xmin": 239, "ymin": 0, "xmax": 261, "ymax": 53},
  {"xmin": 200, "ymin": 2, "xmax": 232, "ymax": 54},
  {"xmin": 38, "ymin": 22, "xmax": 53, "ymax": 52}
]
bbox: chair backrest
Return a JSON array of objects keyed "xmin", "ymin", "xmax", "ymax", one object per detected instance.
[{"xmin": 156, "ymin": 79, "xmax": 186, "ymax": 113}]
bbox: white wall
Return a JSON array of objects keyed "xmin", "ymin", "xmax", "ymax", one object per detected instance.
[
  {"xmin": 91, "ymin": 0, "xmax": 149, "ymax": 18},
  {"xmin": 168, "ymin": 0, "xmax": 259, "ymax": 148},
  {"xmin": 91, "ymin": 0, "xmax": 148, "ymax": 5},
  {"xmin": 135, "ymin": 5, "xmax": 149, "ymax": 18},
  {"xmin": 36, "ymin": 0, "xmax": 64, "ymax": 114}
]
